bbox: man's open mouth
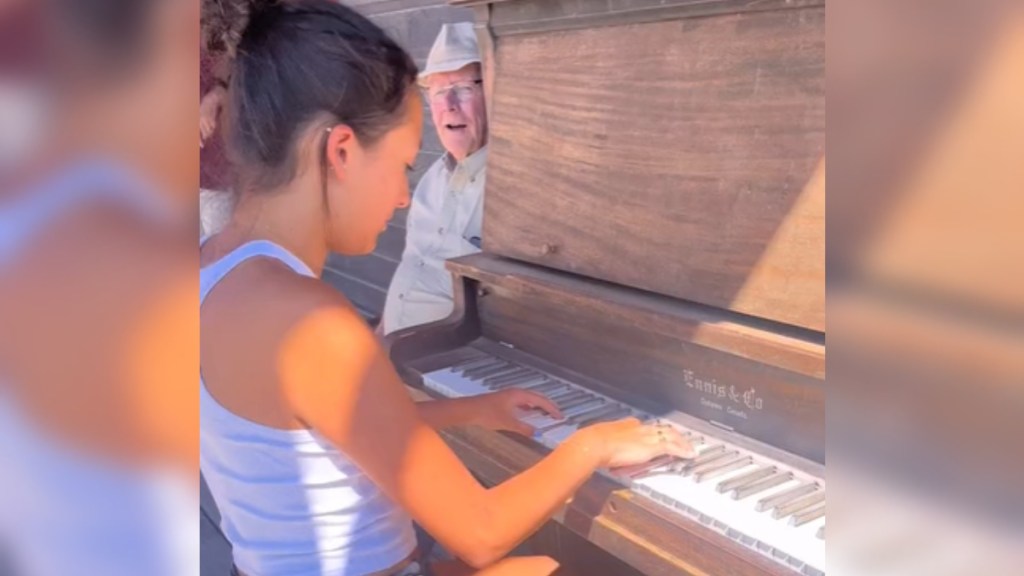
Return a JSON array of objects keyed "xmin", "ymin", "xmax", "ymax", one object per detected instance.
[{"xmin": 445, "ymin": 123, "xmax": 467, "ymax": 131}]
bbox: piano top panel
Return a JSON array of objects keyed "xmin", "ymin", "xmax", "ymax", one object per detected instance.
[
  {"xmin": 452, "ymin": 0, "xmax": 825, "ymax": 29},
  {"xmin": 476, "ymin": 2, "xmax": 826, "ymax": 331}
]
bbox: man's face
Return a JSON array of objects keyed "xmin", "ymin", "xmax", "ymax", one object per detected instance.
[{"xmin": 425, "ymin": 64, "xmax": 487, "ymax": 161}]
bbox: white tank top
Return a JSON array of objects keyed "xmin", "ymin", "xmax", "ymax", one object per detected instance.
[
  {"xmin": 0, "ymin": 160, "xmax": 196, "ymax": 576},
  {"xmin": 199, "ymin": 238, "xmax": 416, "ymax": 576}
]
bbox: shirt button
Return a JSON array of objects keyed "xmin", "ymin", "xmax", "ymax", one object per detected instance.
[
  {"xmin": 438, "ymin": 227, "xmax": 444, "ymax": 234},
  {"xmin": 398, "ymin": 293, "xmax": 404, "ymax": 300}
]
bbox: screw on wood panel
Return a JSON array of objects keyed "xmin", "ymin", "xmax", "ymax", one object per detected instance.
[
  {"xmin": 540, "ymin": 243, "xmax": 558, "ymax": 256},
  {"xmin": 477, "ymin": 287, "xmax": 490, "ymax": 298}
]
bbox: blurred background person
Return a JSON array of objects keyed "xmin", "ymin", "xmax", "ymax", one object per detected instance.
[{"xmin": 0, "ymin": 0, "xmax": 199, "ymax": 574}]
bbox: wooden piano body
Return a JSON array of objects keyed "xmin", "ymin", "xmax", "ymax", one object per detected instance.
[{"xmin": 386, "ymin": 0, "xmax": 825, "ymax": 574}]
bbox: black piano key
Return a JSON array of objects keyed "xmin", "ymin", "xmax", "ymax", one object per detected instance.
[
  {"xmin": 789, "ymin": 504, "xmax": 825, "ymax": 527},
  {"xmin": 685, "ymin": 445, "xmax": 726, "ymax": 466},
  {"xmin": 549, "ymin": 389, "xmax": 588, "ymax": 404},
  {"xmin": 530, "ymin": 381, "xmax": 569, "ymax": 395},
  {"xmin": 483, "ymin": 367, "xmax": 534, "ymax": 386},
  {"xmin": 549, "ymin": 404, "xmax": 618, "ymax": 430},
  {"xmin": 490, "ymin": 375, "xmax": 548, "ymax": 390},
  {"xmin": 683, "ymin": 450, "xmax": 738, "ymax": 476},
  {"xmin": 693, "ymin": 456, "xmax": 753, "ymax": 483},
  {"xmin": 571, "ymin": 403, "xmax": 620, "ymax": 422},
  {"xmin": 450, "ymin": 356, "xmax": 495, "ymax": 371},
  {"xmin": 616, "ymin": 455, "xmax": 675, "ymax": 479},
  {"xmin": 485, "ymin": 366, "xmax": 536, "ymax": 382},
  {"xmin": 577, "ymin": 406, "xmax": 631, "ymax": 427},
  {"xmin": 771, "ymin": 491, "xmax": 824, "ymax": 520},
  {"xmin": 558, "ymin": 395, "xmax": 600, "ymax": 411},
  {"xmin": 731, "ymin": 472, "xmax": 793, "ymax": 500},
  {"xmin": 716, "ymin": 465, "xmax": 777, "ymax": 494},
  {"xmin": 755, "ymin": 481, "xmax": 819, "ymax": 513},
  {"xmin": 456, "ymin": 357, "xmax": 504, "ymax": 374},
  {"xmin": 462, "ymin": 361, "xmax": 512, "ymax": 379},
  {"xmin": 486, "ymin": 369, "xmax": 541, "ymax": 387},
  {"xmin": 468, "ymin": 363, "xmax": 523, "ymax": 380},
  {"xmin": 535, "ymin": 404, "xmax": 609, "ymax": 433},
  {"xmin": 516, "ymin": 378, "xmax": 558, "ymax": 391},
  {"xmin": 560, "ymin": 399, "xmax": 606, "ymax": 419}
]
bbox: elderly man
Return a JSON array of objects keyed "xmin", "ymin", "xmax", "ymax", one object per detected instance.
[{"xmin": 380, "ymin": 22, "xmax": 489, "ymax": 336}]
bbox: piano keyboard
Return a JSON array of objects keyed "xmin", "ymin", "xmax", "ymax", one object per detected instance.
[{"xmin": 423, "ymin": 351, "xmax": 826, "ymax": 576}]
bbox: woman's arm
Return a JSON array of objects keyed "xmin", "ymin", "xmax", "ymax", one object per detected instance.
[
  {"xmin": 278, "ymin": 289, "xmax": 693, "ymax": 568},
  {"xmin": 415, "ymin": 397, "xmax": 477, "ymax": 429}
]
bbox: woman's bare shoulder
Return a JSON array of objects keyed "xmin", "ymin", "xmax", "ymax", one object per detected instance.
[{"xmin": 204, "ymin": 258, "xmax": 373, "ymax": 361}]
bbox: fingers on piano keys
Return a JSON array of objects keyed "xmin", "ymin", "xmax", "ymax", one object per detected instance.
[
  {"xmin": 427, "ymin": 356, "xmax": 826, "ymax": 575},
  {"xmin": 432, "ymin": 356, "xmax": 659, "ymax": 444}
]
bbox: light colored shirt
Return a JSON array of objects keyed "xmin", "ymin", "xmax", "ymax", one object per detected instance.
[
  {"xmin": 382, "ymin": 147, "xmax": 487, "ymax": 335},
  {"xmin": 200, "ymin": 239, "xmax": 416, "ymax": 576}
]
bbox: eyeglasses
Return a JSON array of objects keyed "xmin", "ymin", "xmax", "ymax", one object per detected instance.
[{"xmin": 425, "ymin": 79, "xmax": 483, "ymax": 104}]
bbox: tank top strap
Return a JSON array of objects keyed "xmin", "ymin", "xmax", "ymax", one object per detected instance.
[{"xmin": 200, "ymin": 240, "xmax": 316, "ymax": 304}]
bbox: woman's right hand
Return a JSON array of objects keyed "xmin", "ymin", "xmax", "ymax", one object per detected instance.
[{"xmin": 580, "ymin": 418, "xmax": 696, "ymax": 468}]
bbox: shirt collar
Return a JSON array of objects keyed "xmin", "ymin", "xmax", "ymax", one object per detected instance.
[{"xmin": 443, "ymin": 145, "xmax": 488, "ymax": 179}]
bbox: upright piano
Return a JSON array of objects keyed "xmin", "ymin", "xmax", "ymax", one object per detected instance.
[{"xmin": 386, "ymin": 0, "xmax": 826, "ymax": 574}]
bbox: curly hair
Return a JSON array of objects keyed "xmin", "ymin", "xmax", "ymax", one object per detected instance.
[{"xmin": 201, "ymin": 0, "xmax": 277, "ymax": 55}]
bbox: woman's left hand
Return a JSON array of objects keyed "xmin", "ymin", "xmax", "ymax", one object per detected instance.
[{"xmin": 468, "ymin": 388, "xmax": 563, "ymax": 436}]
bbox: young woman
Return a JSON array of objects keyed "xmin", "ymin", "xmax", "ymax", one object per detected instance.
[{"xmin": 199, "ymin": 2, "xmax": 694, "ymax": 575}]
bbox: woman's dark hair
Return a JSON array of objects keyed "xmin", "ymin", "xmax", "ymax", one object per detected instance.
[{"xmin": 206, "ymin": 0, "xmax": 418, "ymax": 193}]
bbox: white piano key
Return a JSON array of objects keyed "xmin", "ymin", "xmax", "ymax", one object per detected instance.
[
  {"xmin": 425, "ymin": 358, "xmax": 825, "ymax": 575},
  {"xmin": 635, "ymin": 470, "xmax": 825, "ymax": 574}
]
